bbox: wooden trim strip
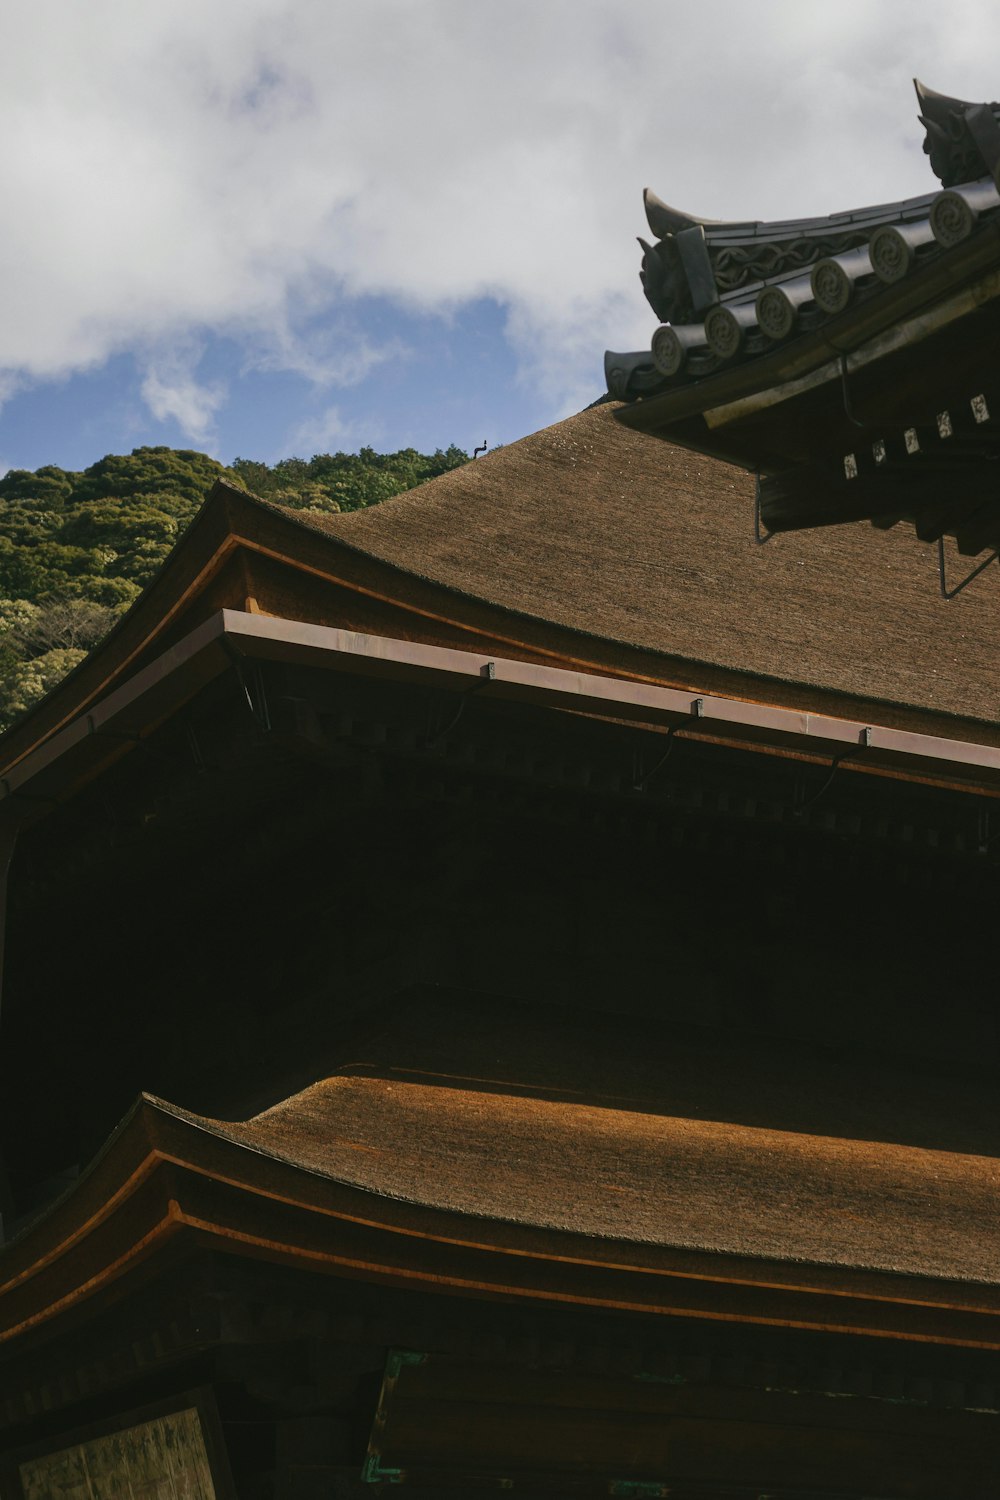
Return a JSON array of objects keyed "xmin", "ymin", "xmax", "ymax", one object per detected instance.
[
  {"xmin": 169, "ymin": 1205, "xmax": 1000, "ymax": 1351},
  {"xmin": 0, "ymin": 1203, "xmax": 183, "ymax": 1343},
  {"xmin": 7, "ymin": 609, "xmax": 1000, "ymax": 813},
  {"xmin": 3, "ymin": 1108, "xmax": 999, "ymax": 1352}
]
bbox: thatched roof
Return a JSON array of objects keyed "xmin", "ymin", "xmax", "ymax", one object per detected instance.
[
  {"xmin": 305, "ymin": 401, "xmax": 1000, "ymax": 730},
  {"xmin": 205, "ymin": 1070, "xmax": 999, "ymax": 1284},
  {"xmin": 5, "ymin": 398, "xmax": 1000, "ymax": 786},
  {"xmin": 4, "ymin": 1066, "xmax": 998, "ymax": 1355},
  {"xmin": 4, "ymin": 408, "xmax": 1000, "ymax": 1363}
]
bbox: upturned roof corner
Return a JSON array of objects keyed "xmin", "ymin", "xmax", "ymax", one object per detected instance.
[{"xmin": 609, "ymin": 81, "xmax": 1000, "ymax": 566}]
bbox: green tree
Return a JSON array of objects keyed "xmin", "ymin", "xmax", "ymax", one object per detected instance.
[
  {"xmin": 230, "ymin": 443, "xmax": 468, "ymax": 513},
  {"xmin": 0, "ymin": 439, "xmax": 469, "ymax": 729}
]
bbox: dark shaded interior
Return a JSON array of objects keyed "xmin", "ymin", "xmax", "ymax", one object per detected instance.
[
  {"xmin": 3, "ymin": 643, "xmax": 1000, "ymax": 1498},
  {"xmin": 4, "ymin": 654, "xmax": 998, "ymax": 1226},
  {"xmin": 5, "ymin": 1250, "xmax": 998, "ymax": 1500}
]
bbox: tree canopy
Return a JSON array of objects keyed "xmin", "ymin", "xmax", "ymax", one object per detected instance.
[
  {"xmin": 0, "ymin": 441, "xmax": 468, "ymax": 730},
  {"xmin": 229, "ymin": 445, "xmax": 468, "ymax": 514}
]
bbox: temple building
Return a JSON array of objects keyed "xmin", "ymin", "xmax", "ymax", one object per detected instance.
[
  {"xmin": 607, "ymin": 80, "xmax": 1000, "ymax": 580},
  {"xmin": 2, "ymin": 80, "xmax": 1000, "ymax": 1500}
]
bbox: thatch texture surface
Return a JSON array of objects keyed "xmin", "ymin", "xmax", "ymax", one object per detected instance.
[
  {"xmin": 297, "ymin": 403, "xmax": 1000, "ymax": 725},
  {"xmin": 200, "ymin": 1071, "xmax": 998, "ymax": 1283}
]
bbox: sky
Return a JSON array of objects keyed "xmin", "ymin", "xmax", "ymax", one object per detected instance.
[{"xmin": 2, "ymin": 0, "xmax": 1000, "ymax": 475}]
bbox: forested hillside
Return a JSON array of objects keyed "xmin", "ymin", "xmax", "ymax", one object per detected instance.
[{"xmin": 0, "ymin": 442, "xmax": 468, "ymax": 730}]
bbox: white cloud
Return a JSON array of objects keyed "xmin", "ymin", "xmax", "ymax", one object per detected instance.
[
  {"xmin": 140, "ymin": 349, "xmax": 226, "ymax": 444},
  {"xmin": 240, "ymin": 324, "xmax": 409, "ymax": 389},
  {"xmin": 0, "ymin": 373, "xmax": 23, "ymax": 419},
  {"xmin": 286, "ymin": 403, "xmax": 371, "ymax": 456},
  {"xmin": 2, "ymin": 0, "xmax": 1000, "ymax": 426}
]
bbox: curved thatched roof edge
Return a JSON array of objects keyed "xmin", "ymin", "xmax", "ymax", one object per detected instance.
[{"xmin": 4, "ymin": 403, "xmax": 1000, "ymax": 777}]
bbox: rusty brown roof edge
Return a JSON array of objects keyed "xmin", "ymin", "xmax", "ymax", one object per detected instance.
[
  {"xmin": 3, "ymin": 1092, "xmax": 995, "ymax": 1362},
  {"xmin": 226, "ymin": 477, "xmax": 1000, "ymax": 744},
  {"xmin": 6, "ymin": 469, "xmax": 1000, "ymax": 783},
  {"xmin": 230, "ymin": 480, "xmax": 1000, "ymax": 738},
  {"xmin": 2, "ymin": 1087, "xmax": 998, "ymax": 1357},
  {"xmin": 6, "ymin": 608, "xmax": 1000, "ymax": 814},
  {"xmin": 145, "ymin": 1091, "xmax": 1000, "ymax": 1298}
]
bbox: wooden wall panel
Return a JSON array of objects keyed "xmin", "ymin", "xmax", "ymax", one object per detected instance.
[{"xmin": 366, "ymin": 1353, "xmax": 1000, "ymax": 1497}]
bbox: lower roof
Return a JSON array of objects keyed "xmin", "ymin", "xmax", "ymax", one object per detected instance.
[
  {"xmin": 3, "ymin": 1003, "xmax": 999, "ymax": 1357},
  {"xmin": 199, "ymin": 1072, "xmax": 999, "ymax": 1286}
]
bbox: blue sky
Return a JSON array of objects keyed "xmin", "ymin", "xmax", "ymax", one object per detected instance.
[
  {"xmin": 3, "ymin": 1, "xmax": 1000, "ymax": 475},
  {"xmin": 0, "ymin": 298, "xmax": 537, "ymax": 471}
]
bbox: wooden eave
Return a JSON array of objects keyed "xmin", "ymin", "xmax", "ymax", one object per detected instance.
[
  {"xmin": 0, "ymin": 477, "xmax": 770, "ymax": 780},
  {"xmin": 6, "ymin": 472, "xmax": 1000, "ymax": 795},
  {"xmin": 2, "ymin": 1087, "xmax": 999, "ymax": 1357},
  {"xmin": 7, "ymin": 610, "xmax": 1000, "ymax": 825}
]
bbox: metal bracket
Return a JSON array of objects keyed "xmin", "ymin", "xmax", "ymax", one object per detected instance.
[
  {"xmin": 793, "ymin": 726, "xmax": 872, "ymax": 817},
  {"xmin": 362, "ymin": 1350, "xmax": 428, "ymax": 1484},
  {"xmin": 633, "ymin": 699, "xmax": 704, "ymax": 791},
  {"xmin": 426, "ymin": 661, "xmax": 495, "ymax": 748},
  {"xmin": 753, "ymin": 474, "xmax": 774, "ymax": 544},
  {"xmin": 360, "ymin": 1450, "xmax": 405, "ymax": 1484},
  {"xmin": 245, "ymin": 662, "xmax": 271, "ymax": 731},
  {"xmin": 937, "ymin": 535, "xmax": 1000, "ymax": 599},
  {"xmin": 975, "ymin": 809, "xmax": 1000, "ymax": 854},
  {"xmin": 222, "ymin": 640, "xmax": 272, "ymax": 731},
  {"xmin": 186, "ymin": 722, "xmax": 207, "ymax": 773},
  {"xmin": 839, "ymin": 353, "xmax": 869, "ymax": 430}
]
